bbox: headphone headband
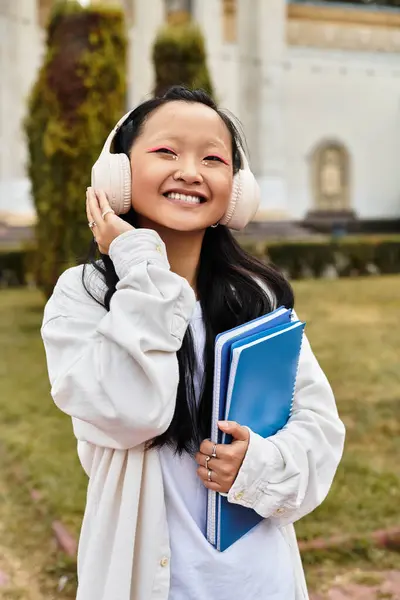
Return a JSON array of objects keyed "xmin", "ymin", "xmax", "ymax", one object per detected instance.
[{"xmin": 99, "ymin": 110, "xmax": 134, "ymax": 156}]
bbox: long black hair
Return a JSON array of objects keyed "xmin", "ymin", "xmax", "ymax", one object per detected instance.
[{"xmin": 83, "ymin": 85, "xmax": 294, "ymax": 454}]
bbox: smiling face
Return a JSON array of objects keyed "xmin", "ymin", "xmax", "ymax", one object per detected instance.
[{"xmin": 129, "ymin": 101, "xmax": 234, "ymax": 232}]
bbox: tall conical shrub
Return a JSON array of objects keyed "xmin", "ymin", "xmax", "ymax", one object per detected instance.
[
  {"xmin": 25, "ymin": 0, "xmax": 127, "ymax": 298},
  {"xmin": 152, "ymin": 22, "xmax": 214, "ymax": 98}
]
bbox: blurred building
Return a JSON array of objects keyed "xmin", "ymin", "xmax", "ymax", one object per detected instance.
[
  {"xmin": 0, "ymin": 0, "xmax": 42, "ymax": 246},
  {"xmin": 1, "ymin": 0, "xmax": 399, "ymax": 245}
]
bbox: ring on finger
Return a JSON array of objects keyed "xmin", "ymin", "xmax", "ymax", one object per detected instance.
[
  {"xmin": 211, "ymin": 444, "xmax": 217, "ymax": 459},
  {"xmin": 207, "ymin": 469, "xmax": 213, "ymax": 482},
  {"xmin": 102, "ymin": 208, "xmax": 115, "ymax": 220},
  {"xmin": 88, "ymin": 221, "xmax": 97, "ymax": 229},
  {"xmin": 204, "ymin": 455, "xmax": 211, "ymax": 469}
]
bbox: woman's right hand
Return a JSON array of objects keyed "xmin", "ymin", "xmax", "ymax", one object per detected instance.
[{"xmin": 86, "ymin": 187, "xmax": 134, "ymax": 255}]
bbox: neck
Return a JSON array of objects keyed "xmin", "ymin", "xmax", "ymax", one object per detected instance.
[{"xmin": 138, "ymin": 219, "xmax": 205, "ymax": 298}]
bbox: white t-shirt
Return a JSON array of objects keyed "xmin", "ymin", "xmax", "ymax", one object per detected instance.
[{"xmin": 159, "ymin": 302, "xmax": 295, "ymax": 600}]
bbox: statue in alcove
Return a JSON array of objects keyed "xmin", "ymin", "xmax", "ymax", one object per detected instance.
[
  {"xmin": 309, "ymin": 142, "xmax": 353, "ymax": 221},
  {"xmin": 165, "ymin": 0, "xmax": 192, "ymax": 13},
  {"xmin": 165, "ymin": 0, "xmax": 192, "ymax": 24},
  {"xmin": 320, "ymin": 148, "xmax": 343, "ymax": 199}
]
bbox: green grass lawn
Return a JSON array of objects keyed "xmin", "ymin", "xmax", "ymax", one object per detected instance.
[{"xmin": 0, "ymin": 276, "xmax": 399, "ymax": 597}]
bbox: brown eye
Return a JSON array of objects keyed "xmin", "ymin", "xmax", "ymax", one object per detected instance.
[
  {"xmin": 204, "ymin": 155, "xmax": 230, "ymax": 166},
  {"xmin": 204, "ymin": 156, "xmax": 222, "ymax": 162},
  {"xmin": 153, "ymin": 147, "xmax": 177, "ymax": 156},
  {"xmin": 147, "ymin": 147, "xmax": 179, "ymax": 161}
]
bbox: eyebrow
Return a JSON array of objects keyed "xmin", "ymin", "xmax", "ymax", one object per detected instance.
[{"xmin": 206, "ymin": 140, "xmax": 230, "ymax": 151}]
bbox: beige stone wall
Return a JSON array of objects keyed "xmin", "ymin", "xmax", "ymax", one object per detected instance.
[{"xmin": 287, "ymin": 4, "xmax": 400, "ymax": 54}]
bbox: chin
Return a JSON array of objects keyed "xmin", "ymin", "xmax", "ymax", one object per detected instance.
[
  {"xmin": 136, "ymin": 206, "xmax": 221, "ymax": 233},
  {"xmin": 154, "ymin": 218, "xmax": 212, "ymax": 233}
]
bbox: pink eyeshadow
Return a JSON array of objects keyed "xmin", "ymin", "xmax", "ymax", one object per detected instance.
[{"xmin": 146, "ymin": 146, "xmax": 176, "ymax": 153}]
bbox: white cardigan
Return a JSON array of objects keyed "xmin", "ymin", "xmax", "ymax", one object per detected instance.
[{"xmin": 41, "ymin": 229, "xmax": 345, "ymax": 600}]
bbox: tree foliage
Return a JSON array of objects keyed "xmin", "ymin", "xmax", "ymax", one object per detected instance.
[
  {"xmin": 152, "ymin": 21, "xmax": 214, "ymax": 98},
  {"xmin": 25, "ymin": 0, "xmax": 127, "ymax": 298}
]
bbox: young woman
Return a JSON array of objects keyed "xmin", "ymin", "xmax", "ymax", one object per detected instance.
[{"xmin": 41, "ymin": 86, "xmax": 345, "ymax": 600}]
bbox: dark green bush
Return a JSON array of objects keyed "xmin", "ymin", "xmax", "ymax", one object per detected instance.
[
  {"xmin": 267, "ymin": 242, "xmax": 335, "ymax": 279},
  {"xmin": 240, "ymin": 236, "xmax": 400, "ymax": 279},
  {"xmin": 152, "ymin": 22, "xmax": 214, "ymax": 97},
  {"xmin": 0, "ymin": 247, "xmax": 37, "ymax": 287},
  {"xmin": 374, "ymin": 241, "xmax": 400, "ymax": 274},
  {"xmin": 3, "ymin": 235, "xmax": 399, "ymax": 287},
  {"xmin": 24, "ymin": 1, "xmax": 127, "ymax": 298}
]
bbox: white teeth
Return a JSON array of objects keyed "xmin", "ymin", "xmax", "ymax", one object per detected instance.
[{"xmin": 166, "ymin": 192, "xmax": 202, "ymax": 204}]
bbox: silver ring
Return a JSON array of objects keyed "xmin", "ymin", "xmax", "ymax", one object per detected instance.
[
  {"xmin": 207, "ymin": 469, "xmax": 212, "ymax": 482},
  {"xmin": 211, "ymin": 444, "xmax": 217, "ymax": 459},
  {"xmin": 88, "ymin": 221, "xmax": 97, "ymax": 229},
  {"xmin": 102, "ymin": 208, "xmax": 115, "ymax": 220},
  {"xmin": 205, "ymin": 455, "xmax": 211, "ymax": 469}
]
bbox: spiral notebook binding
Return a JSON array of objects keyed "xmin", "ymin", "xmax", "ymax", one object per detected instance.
[
  {"xmin": 288, "ymin": 327, "xmax": 305, "ymax": 420},
  {"xmin": 207, "ymin": 339, "xmax": 224, "ymax": 546}
]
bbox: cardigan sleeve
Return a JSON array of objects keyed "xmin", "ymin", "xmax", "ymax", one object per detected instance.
[
  {"xmin": 227, "ymin": 310, "xmax": 345, "ymax": 526},
  {"xmin": 41, "ymin": 229, "xmax": 196, "ymax": 450}
]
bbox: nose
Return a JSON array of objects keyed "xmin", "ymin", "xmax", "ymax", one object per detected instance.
[{"xmin": 173, "ymin": 159, "xmax": 203, "ymax": 185}]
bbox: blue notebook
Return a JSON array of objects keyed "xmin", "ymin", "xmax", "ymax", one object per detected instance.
[
  {"xmin": 210, "ymin": 306, "xmax": 293, "ymax": 446},
  {"xmin": 206, "ymin": 313, "xmax": 305, "ymax": 552}
]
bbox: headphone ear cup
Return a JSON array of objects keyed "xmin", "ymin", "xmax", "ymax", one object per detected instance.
[
  {"xmin": 91, "ymin": 153, "xmax": 132, "ymax": 215},
  {"xmin": 220, "ymin": 167, "xmax": 260, "ymax": 231}
]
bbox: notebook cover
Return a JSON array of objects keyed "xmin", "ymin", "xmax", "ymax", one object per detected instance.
[
  {"xmin": 211, "ymin": 307, "xmax": 292, "ymax": 445},
  {"xmin": 216, "ymin": 320, "xmax": 305, "ymax": 551},
  {"xmin": 207, "ymin": 307, "xmax": 292, "ymax": 546}
]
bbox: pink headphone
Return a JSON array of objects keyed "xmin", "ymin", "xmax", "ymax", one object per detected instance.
[{"xmin": 91, "ymin": 110, "xmax": 260, "ymax": 231}]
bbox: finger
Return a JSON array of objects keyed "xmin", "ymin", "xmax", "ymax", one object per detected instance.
[
  {"xmin": 95, "ymin": 189, "xmax": 112, "ymax": 216},
  {"xmin": 199, "ymin": 439, "xmax": 235, "ymax": 461},
  {"xmin": 195, "ymin": 452, "xmax": 218, "ymax": 473},
  {"xmin": 86, "ymin": 190, "xmax": 94, "ymax": 224},
  {"xmin": 199, "ymin": 439, "xmax": 217, "ymax": 457},
  {"xmin": 86, "ymin": 192, "xmax": 97, "ymax": 240},
  {"xmin": 196, "ymin": 466, "xmax": 223, "ymax": 491},
  {"xmin": 195, "ymin": 452, "xmax": 209, "ymax": 468},
  {"xmin": 88, "ymin": 187, "xmax": 102, "ymax": 224},
  {"xmin": 218, "ymin": 421, "xmax": 250, "ymax": 442},
  {"xmin": 203, "ymin": 480, "xmax": 223, "ymax": 492},
  {"xmin": 196, "ymin": 452, "xmax": 230, "ymax": 476}
]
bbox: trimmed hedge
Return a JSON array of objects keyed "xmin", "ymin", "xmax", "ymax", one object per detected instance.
[
  {"xmin": 1, "ymin": 236, "xmax": 399, "ymax": 288},
  {"xmin": 241, "ymin": 236, "xmax": 400, "ymax": 279},
  {"xmin": 152, "ymin": 22, "xmax": 214, "ymax": 98},
  {"xmin": 0, "ymin": 247, "xmax": 37, "ymax": 288},
  {"xmin": 24, "ymin": 1, "xmax": 127, "ymax": 298}
]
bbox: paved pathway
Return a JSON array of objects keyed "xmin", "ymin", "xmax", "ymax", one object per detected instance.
[{"xmin": 310, "ymin": 570, "xmax": 400, "ymax": 600}]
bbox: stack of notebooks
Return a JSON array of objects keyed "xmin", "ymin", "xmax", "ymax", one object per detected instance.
[{"xmin": 206, "ymin": 306, "xmax": 305, "ymax": 552}]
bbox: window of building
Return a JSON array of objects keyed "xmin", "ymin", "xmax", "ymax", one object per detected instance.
[
  {"xmin": 37, "ymin": 0, "xmax": 53, "ymax": 28},
  {"xmin": 222, "ymin": 0, "xmax": 237, "ymax": 43}
]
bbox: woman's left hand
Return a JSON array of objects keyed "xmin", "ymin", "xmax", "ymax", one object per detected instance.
[{"xmin": 195, "ymin": 421, "xmax": 250, "ymax": 494}]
